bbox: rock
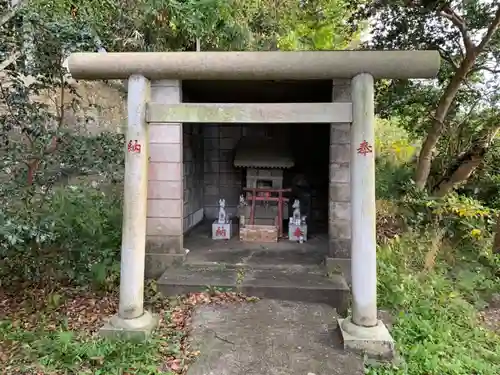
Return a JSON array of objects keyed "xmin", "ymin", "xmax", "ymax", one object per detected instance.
[
  {"xmin": 378, "ymin": 309, "xmax": 394, "ymax": 331},
  {"xmin": 489, "ymin": 293, "xmax": 500, "ymax": 308}
]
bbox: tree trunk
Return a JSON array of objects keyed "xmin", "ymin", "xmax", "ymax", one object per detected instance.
[
  {"xmin": 433, "ymin": 126, "xmax": 500, "ymax": 197},
  {"xmin": 493, "ymin": 214, "xmax": 500, "ymax": 255},
  {"xmin": 433, "ymin": 158, "xmax": 482, "ymax": 197},
  {"xmin": 26, "ymin": 159, "xmax": 38, "ymax": 185},
  {"xmin": 414, "ymin": 59, "xmax": 475, "ymax": 189},
  {"xmin": 415, "ymin": 5, "xmax": 500, "ymax": 189}
]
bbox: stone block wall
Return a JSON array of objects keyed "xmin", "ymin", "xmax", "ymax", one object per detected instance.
[
  {"xmin": 203, "ymin": 124, "xmax": 269, "ymax": 219},
  {"xmin": 0, "ymin": 73, "xmax": 126, "ymax": 135},
  {"xmin": 329, "ymin": 80, "xmax": 352, "ymax": 259},
  {"xmin": 145, "ymin": 80, "xmax": 184, "ymax": 278},
  {"xmin": 183, "ymin": 122, "xmax": 204, "ymax": 232},
  {"xmin": 288, "ymin": 123, "xmax": 330, "ymax": 232}
]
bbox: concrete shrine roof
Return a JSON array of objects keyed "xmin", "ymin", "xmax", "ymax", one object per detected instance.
[
  {"xmin": 67, "ymin": 50, "xmax": 440, "ymax": 81},
  {"xmin": 233, "ymin": 137, "xmax": 294, "ymax": 169}
]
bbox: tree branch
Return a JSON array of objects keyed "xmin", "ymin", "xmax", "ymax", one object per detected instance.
[
  {"xmin": 57, "ymin": 69, "xmax": 66, "ymax": 129},
  {"xmin": 0, "ymin": 9, "xmax": 16, "ymax": 27},
  {"xmin": 476, "ymin": 5, "xmax": 500, "ymax": 52},
  {"xmin": 440, "ymin": 5, "xmax": 475, "ymax": 54},
  {"xmin": 0, "ymin": 0, "xmax": 24, "ymax": 27},
  {"xmin": 0, "ymin": 51, "xmax": 21, "ymax": 72},
  {"xmin": 468, "ymin": 65, "xmax": 500, "ymax": 76}
]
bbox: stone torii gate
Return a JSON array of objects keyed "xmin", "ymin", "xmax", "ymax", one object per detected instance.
[{"xmin": 67, "ymin": 51, "xmax": 440, "ymax": 357}]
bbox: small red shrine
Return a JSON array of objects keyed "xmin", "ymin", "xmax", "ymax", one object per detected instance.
[{"xmin": 233, "ymin": 137, "xmax": 294, "ymax": 240}]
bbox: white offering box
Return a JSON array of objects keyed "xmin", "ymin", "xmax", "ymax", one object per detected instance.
[
  {"xmin": 288, "ymin": 221, "xmax": 307, "ymax": 242},
  {"xmin": 212, "ymin": 220, "xmax": 232, "ymax": 240}
]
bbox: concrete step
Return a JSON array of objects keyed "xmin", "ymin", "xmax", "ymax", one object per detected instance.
[
  {"xmin": 183, "ymin": 246, "xmax": 328, "ymax": 270},
  {"xmin": 157, "ymin": 265, "xmax": 350, "ymax": 314},
  {"xmin": 184, "ymin": 260, "xmax": 324, "ymax": 273}
]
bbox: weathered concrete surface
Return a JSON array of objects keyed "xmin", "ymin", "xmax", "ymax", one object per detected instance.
[
  {"xmin": 100, "ymin": 311, "xmax": 158, "ymax": 341},
  {"xmin": 158, "ymin": 266, "xmax": 349, "ymax": 314},
  {"xmin": 183, "ymin": 223, "xmax": 329, "ymax": 268},
  {"xmin": 329, "ymin": 80, "xmax": 351, "ymax": 261},
  {"xmin": 146, "ymin": 80, "xmax": 185, "ymax": 278},
  {"xmin": 338, "ymin": 317, "xmax": 394, "ymax": 360},
  {"xmin": 146, "ymin": 102, "xmax": 352, "ymax": 124},
  {"xmin": 68, "ymin": 51, "xmax": 440, "ymax": 80},
  {"xmin": 187, "ymin": 299, "xmax": 364, "ymax": 375},
  {"xmin": 119, "ymin": 75, "xmax": 150, "ymax": 320},
  {"xmin": 0, "ymin": 72, "xmax": 125, "ymax": 135}
]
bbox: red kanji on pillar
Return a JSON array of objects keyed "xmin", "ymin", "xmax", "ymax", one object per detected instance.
[
  {"xmin": 357, "ymin": 140, "xmax": 373, "ymax": 156},
  {"xmin": 127, "ymin": 140, "xmax": 142, "ymax": 153}
]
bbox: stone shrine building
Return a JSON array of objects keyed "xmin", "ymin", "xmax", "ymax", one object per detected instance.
[{"xmin": 68, "ymin": 50, "xmax": 440, "ymax": 358}]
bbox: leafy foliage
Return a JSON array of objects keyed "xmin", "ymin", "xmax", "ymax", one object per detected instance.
[
  {"xmin": 399, "ymin": 189, "xmax": 495, "ymax": 247},
  {"xmin": 351, "ymin": 0, "xmax": 500, "ymax": 192},
  {"xmin": 0, "ymin": 183, "xmax": 123, "ymax": 289},
  {"xmin": 368, "ymin": 231, "xmax": 500, "ymax": 375},
  {"xmin": 375, "ymin": 118, "xmax": 417, "ymax": 199},
  {"xmin": 1, "ymin": 1, "xmax": 499, "ymax": 374},
  {"xmin": 373, "ymin": 117, "xmax": 500, "ymax": 374},
  {"xmin": 0, "ymin": 0, "xmax": 128, "ymax": 289},
  {"xmin": 23, "ymin": 0, "xmax": 362, "ymax": 53}
]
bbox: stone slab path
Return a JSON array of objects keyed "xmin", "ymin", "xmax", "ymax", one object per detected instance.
[{"xmin": 186, "ymin": 299, "xmax": 364, "ymax": 375}]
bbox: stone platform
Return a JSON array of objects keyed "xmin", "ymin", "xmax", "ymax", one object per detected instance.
[
  {"xmin": 183, "ymin": 221, "xmax": 329, "ymax": 268},
  {"xmin": 158, "ymin": 223, "xmax": 350, "ymax": 313}
]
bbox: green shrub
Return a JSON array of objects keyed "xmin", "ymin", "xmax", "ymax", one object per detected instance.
[
  {"xmin": 375, "ymin": 118, "xmax": 418, "ymax": 164},
  {"xmin": 375, "ymin": 118, "xmax": 418, "ymax": 200},
  {"xmin": 375, "ymin": 160, "xmax": 414, "ymax": 199},
  {"xmin": 0, "ymin": 184, "xmax": 123, "ymax": 289},
  {"xmin": 399, "ymin": 189, "xmax": 495, "ymax": 251},
  {"xmin": 368, "ymin": 232, "xmax": 500, "ymax": 375}
]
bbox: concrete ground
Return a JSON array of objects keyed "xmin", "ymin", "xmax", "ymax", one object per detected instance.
[
  {"xmin": 186, "ymin": 299, "xmax": 365, "ymax": 375},
  {"xmin": 184, "ymin": 222, "xmax": 329, "ymax": 268}
]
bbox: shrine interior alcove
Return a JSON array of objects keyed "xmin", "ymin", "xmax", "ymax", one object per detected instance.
[{"xmin": 180, "ymin": 80, "xmax": 332, "ymax": 251}]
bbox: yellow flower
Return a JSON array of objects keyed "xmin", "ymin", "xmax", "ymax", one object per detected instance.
[{"xmin": 470, "ymin": 229, "xmax": 482, "ymax": 238}]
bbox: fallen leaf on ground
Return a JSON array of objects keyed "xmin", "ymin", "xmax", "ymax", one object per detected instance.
[{"xmin": 1, "ymin": 284, "xmax": 255, "ymax": 375}]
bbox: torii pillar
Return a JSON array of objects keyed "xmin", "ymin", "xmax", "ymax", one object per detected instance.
[{"xmin": 336, "ymin": 73, "xmax": 394, "ymax": 359}]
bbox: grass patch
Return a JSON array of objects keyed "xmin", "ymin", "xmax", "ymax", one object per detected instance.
[
  {"xmin": 1, "ymin": 326, "xmax": 166, "ymax": 374},
  {"xmin": 0, "ymin": 286, "xmax": 174, "ymax": 375},
  {"xmin": 368, "ymin": 232, "xmax": 500, "ymax": 375},
  {"xmin": 0, "ymin": 284, "xmax": 253, "ymax": 374}
]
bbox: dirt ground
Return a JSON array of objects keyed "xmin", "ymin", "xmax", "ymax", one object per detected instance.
[{"xmin": 480, "ymin": 293, "xmax": 500, "ymax": 334}]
